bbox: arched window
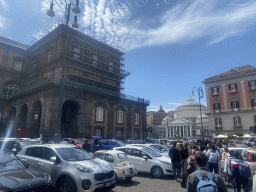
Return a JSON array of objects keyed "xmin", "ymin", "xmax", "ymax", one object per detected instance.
[
  {"xmin": 134, "ymin": 113, "xmax": 139, "ymax": 125},
  {"xmin": 117, "ymin": 110, "xmax": 123, "ymax": 124},
  {"xmin": 96, "ymin": 107, "xmax": 104, "ymax": 122}
]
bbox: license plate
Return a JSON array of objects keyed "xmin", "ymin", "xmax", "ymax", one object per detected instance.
[{"xmin": 129, "ymin": 168, "xmax": 134, "ymax": 173}]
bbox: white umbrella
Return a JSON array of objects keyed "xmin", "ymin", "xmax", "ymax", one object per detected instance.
[
  {"xmin": 215, "ymin": 134, "xmax": 227, "ymax": 138},
  {"xmin": 243, "ymin": 134, "xmax": 251, "ymax": 138}
]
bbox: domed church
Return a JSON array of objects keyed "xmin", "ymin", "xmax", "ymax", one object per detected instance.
[{"xmin": 167, "ymin": 98, "xmax": 209, "ymax": 138}]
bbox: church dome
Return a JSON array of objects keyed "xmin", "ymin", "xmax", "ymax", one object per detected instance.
[
  {"xmin": 158, "ymin": 105, "xmax": 166, "ymax": 113},
  {"xmin": 176, "ymin": 98, "xmax": 206, "ymax": 111},
  {"xmin": 196, "ymin": 114, "xmax": 208, "ymax": 123}
]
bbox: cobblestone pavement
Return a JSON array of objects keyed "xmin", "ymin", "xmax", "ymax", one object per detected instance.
[{"xmin": 109, "ymin": 173, "xmax": 243, "ymax": 192}]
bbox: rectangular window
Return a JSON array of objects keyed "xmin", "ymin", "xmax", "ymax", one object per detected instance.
[
  {"xmin": 48, "ymin": 51, "xmax": 52, "ymax": 62},
  {"xmin": 134, "ymin": 130, "xmax": 140, "ymax": 138},
  {"xmin": 252, "ymin": 99, "xmax": 256, "ymax": 108},
  {"xmin": 117, "ymin": 110, "xmax": 124, "ymax": 124},
  {"xmin": 92, "ymin": 55, "xmax": 98, "ymax": 66},
  {"xmin": 250, "ymin": 81, "xmax": 256, "ymax": 88},
  {"xmin": 14, "ymin": 61, "xmax": 22, "ymax": 71},
  {"xmin": 73, "ymin": 47, "xmax": 80, "ymax": 60},
  {"xmin": 96, "ymin": 107, "xmax": 103, "ymax": 122},
  {"xmin": 215, "ymin": 118, "xmax": 221, "ymax": 127},
  {"xmin": 95, "ymin": 128, "xmax": 102, "ymax": 136},
  {"xmin": 212, "ymin": 87, "xmax": 218, "ymax": 95},
  {"xmin": 229, "ymin": 84, "xmax": 237, "ymax": 92},
  {"xmin": 134, "ymin": 113, "xmax": 139, "ymax": 125},
  {"xmin": 109, "ymin": 61, "xmax": 114, "ymax": 72},
  {"xmin": 234, "ymin": 117, "xmax": 241, "ymax": 126},
  {"xmin": 213, "ymin": 103, "xmax": 220, "ymax": 111},
  {"xmin": 116, "ymin": 129, "xmax": 123, "ymax": 137},
  {"xmin": 231, "ymin": 101, "xmax": 239, "ymax": 110}
]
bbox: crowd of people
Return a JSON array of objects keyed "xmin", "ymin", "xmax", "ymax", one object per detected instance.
[{"xmin": 168, "ymin": 139, "xmax": 251, "ymax": 192}]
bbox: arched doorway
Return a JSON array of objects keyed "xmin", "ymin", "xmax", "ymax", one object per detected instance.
[
  {"xmin": 30, "ymin": 101, "xmax": 42, "ymax": 138},
  {"xmin": 17, "ymin": 104, "xmax": 28, "ymax": 138},
  {"xmin": 61, "ymin": 100, "xmax": 80, "ymax": 138},
  {"xmin": 5, "ymin": 107, "xmax": 16, "ymax": 137}
]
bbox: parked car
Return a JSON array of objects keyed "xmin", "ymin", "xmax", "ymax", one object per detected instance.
[
  {"xmin": 128, "ymin": 144, "xmax": 169, "ymax": 157},
  {"xmin": 99, "ymin": 139, "xmax": 126, "ymax": 150},
  {"xmin": 17, "ymin": 144, "xmax": 116, "ymax": 192},
  {"xmin": 94, "ymin": 150, "xmax": 137, "ymax": 181},
  {"xmin": 229, "ymin": 140, "xmax": 247, "ymax": 148},
  {"xmin": 125, "ymin": 140, "xmax": 146, "ymax": 144},
  {"xmin": 0, "ymin": 138, "xmax": 45, "ymax": 154},
  {"xmin": 69, "ymin": 139, "xmax": 84, "ymax": 147},
  {"xmin": 245, "ymin": 137, "xmax": 256, "ymax": 147},
  {"xmin": 0, "ymin": 150, "xmax": 51, "ymax": 191},
  {"xmin": 114, "ymin": 146, "xmax": 172, "ymax": 178}
]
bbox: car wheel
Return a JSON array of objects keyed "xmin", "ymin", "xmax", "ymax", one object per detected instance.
[
  {"xmin": 151, "ymin": 166, "xmax": 164, "ymax": 178},
  {"xmin": 57, "ymin": 178, "xmax": 77, "ymax": 192},
  {"xmin": 125, "ymin": 176, "xmax": 133, "ymax": 181}
]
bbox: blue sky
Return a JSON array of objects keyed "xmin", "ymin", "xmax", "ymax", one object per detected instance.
[{"xmin": 1, "ymin": 0, "xmax": 256, "ymax": 112}]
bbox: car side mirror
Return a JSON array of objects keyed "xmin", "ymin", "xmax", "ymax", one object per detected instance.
[
  {"xmin": 143, "ymin": 156, "xmax": 148, "ymax": 161},
  {"xmin": 50, "ymin": 157, "xmax": 57, "ymax": 163}
]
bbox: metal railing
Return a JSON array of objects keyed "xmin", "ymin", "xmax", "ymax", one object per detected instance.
[{"xmin": 1, "ymin": 77, "xmax": 150, "ymax": 104}]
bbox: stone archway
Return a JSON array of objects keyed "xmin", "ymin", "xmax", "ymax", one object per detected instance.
[
  {"xmin": 61, "ymin": 100, "xmax": 80, "ymax": 139},
  {"xmin": 30, "ymin": 100, "xmax": 42, "ymax": 138}
]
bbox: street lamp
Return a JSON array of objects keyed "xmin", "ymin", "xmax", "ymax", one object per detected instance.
[
  {"xmin": 192, "ymin": 86, "xmax": 204, "ymax": 137},
  {"xmin": 47, "ymin": 0, "xmax": 80, "ymax": 142}
]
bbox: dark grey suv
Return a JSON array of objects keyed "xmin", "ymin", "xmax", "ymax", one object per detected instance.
[{"xmin": 0, "ymin": 150, "xmax": 51, "ymax": 191}]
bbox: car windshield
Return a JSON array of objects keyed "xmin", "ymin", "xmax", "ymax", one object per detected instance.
[
  {"xmin": 148, "ymin": 146, "xmax": 163, "ymax": 153},
  {"xmin": 20, "ymin": 141, "xmax": 44, "ymax": 146},
  {"xmin": 234, "ymin": 140, "xmax": 243, "ymax": 145},
  {"xmin": 151, "ymin": 144, "xmax": 167, "ymax": 152},
  {"xmin": 75, "ymin": 140, "xmax": 84, "ymax": 144},
  {"xmin": 142, "ymin": 147, "xmax": 161, "ymax": 157},
  {"xmin": 0, "ymin": 152, "xmax": 26, "ymax": 173},
  {"xmin": 116, "ymin": 140, "xmax": 126, "ymax": 146},
  {"xmin": 56, "ymin": 147, "xmax": 93, "ymax": 161},
  {"xmin": 117, "ymin": 153, "xmax": 128, "ymax": 160}
]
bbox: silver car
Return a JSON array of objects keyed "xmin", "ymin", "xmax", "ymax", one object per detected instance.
[{"xmin": 17, "ymin": 144, "xmax": 115, "ymax": 192}]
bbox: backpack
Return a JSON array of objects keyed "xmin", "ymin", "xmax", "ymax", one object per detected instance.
[
  {"xmin": 239, "ymin": 161, "xmax": 251, "ymax": 178},
  {"xmin": 209, "ymin": 152, "xmax": 218, "ymax": 164},
  {"xmin": 193, "ymin": 171, "xmax": 218, "ymax": 192}
]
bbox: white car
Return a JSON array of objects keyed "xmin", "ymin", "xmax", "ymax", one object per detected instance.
[
  {"xmin": 114, "ymin": 146, "xmax": 172, "ymax": 178},
  {"xmin": 17, "ymin": 144, "xmax": 116, "ymax": 192},
  {"xmin": 128, "ymin": 144, "xmax": 169, "ymax": 157},
  {"xmin": 94, "ymin": 150, "xmax": 137, "ymax": 181}
]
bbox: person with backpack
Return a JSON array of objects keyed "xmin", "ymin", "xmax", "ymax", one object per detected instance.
[
  {"xmin": 206, "ymin": 144, "xmax": 221, "ymax": 174},
  {"xmin": 187, "ymin": 152, "xmax": 227, "ymax": 192},
  {"xmin": 230, "ymin": 151, "xmax": 250, "ymax": 192}
]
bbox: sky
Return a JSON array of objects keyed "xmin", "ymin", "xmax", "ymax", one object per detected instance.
[{"xmin": 1, "ymin": 0, "xmax": 256, "ymax": 112}]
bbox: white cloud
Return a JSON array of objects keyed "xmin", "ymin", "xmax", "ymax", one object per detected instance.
[
  {"xmin": 40, "ymin": 0, "xmax": 256, "ymax": 51},
  {"xmin": 167, "ymin": 102, "xmax": 182, "ymax": 106},
  {"xmin": 0, "ymin": 0, "xmax": 7, "ymax": 9},
  {"xmin": 0, "ymin": 15, "xmax": 8, "ymax": 30}
]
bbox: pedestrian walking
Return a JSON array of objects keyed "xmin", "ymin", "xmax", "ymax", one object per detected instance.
[
  {"xmin": 82, "ymin": 139, "xmax": 91, "ymax": 153},
  {"xmin": 230, "ymin": 151, "xmax": 251, "ymax": 192},
  {"xmin": 169, "ymin": 142, "xmax": 181, "ymax": 182},
  {"xmin": 223, "ymin": 150, "xmax": 234, "ymax": 185},
  {"xmin": 206, "ymin": 144, "xmax": 221, "ymax": 174},
  {"xmin": 187, "ymin": 152, "xmax": 227, "ymax": 192}
]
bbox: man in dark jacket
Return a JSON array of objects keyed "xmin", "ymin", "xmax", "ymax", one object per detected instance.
[
  {"xmin": 184, "ymin": 155, "xmax": 198, "ymax": 187},
  {"xmin": 169, "ymin": 142, "xmax": 181, "ymax": 182},
  {"xmin": 82, "ymin": 139, "xmax": 91, "ymax": 153}
]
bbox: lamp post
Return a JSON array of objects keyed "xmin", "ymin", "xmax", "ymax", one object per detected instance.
[
  {"xmin": 192, "ymin": 86, "xmax": 204, "ymax": 138},
  {"xmin": 166, "ymin": 116, "xmax": 169, "ymax": 139},
  {"xmin": 47, "ymin": 0, "xmax": 80, "ymax": 142}
]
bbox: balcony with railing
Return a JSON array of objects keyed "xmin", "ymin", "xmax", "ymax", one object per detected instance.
[{"xmin": 0, "ymin": 77, "xmax": 150, "ymax": 105}]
